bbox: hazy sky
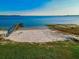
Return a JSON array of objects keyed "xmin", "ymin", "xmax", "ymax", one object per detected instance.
[{"xmin": 0, "ymin": 0, "xmax": 79, "ymax": 15}]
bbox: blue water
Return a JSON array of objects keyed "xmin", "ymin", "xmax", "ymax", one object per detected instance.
[{"xmin": 0, "ymin": 16, "xmax": 79, "ymax": 28}]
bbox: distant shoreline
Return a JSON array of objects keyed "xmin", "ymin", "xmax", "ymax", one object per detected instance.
[{"xmin": 0, "ymin": 15, "xmax": 79, "ymax": 17}]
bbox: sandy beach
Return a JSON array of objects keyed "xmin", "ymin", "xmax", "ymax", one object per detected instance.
[{"xmin": 0, "ymin": 26, "xmax": 68, "ymax": 42}]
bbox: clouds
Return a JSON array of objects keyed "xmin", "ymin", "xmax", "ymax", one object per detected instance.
[
  {"xmin": 18, "ymin": 0, "xmax": 79, "ymax": 15},
  {"xmin": 0, "ymin": 0, "xmax": 79, "ymax": 15}
]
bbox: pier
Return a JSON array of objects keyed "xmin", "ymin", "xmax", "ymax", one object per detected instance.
[{"xmin": 6, "ymin": 23, "xmax": 23, "ymax": 37}]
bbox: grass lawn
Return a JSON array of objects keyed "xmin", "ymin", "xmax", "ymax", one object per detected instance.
[{"xmin": 0, "ymin": 41, "xmax": 79, "ymax": 59}]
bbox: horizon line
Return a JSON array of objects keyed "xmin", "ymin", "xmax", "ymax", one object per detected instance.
[{"xmin": 0, "ymin": 14, "xmax": 79, "ymax": 16}]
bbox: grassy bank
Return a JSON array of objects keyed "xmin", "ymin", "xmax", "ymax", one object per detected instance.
[
  {"xmin": 0, "ymin": 41, "xmax": 79, "ymax": 59},
  {"xmin": 48, "ymin": 24, "xmax": 79, "ymax": 35}
]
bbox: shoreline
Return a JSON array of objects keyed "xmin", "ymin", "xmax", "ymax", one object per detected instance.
[{"xmin": 0, "ymin": 27, "xmax": 68, "ymax": 42}]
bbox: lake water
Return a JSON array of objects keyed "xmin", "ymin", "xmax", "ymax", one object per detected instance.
[{"xmin": 0, "ymin": 16, "xmax": 79, "ymax": 29}]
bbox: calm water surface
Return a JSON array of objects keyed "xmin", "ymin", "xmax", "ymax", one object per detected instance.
[{"xmin": 0, "ymin": 16, "xmax": 79, "ymax": 29}]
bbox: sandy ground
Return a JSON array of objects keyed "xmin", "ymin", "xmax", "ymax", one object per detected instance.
[{"xmin": 0, "ymin": 27, "xmax": 68, "ymax": 42}]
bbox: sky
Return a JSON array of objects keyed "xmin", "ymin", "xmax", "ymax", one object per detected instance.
[{"xmin": 0, "ymin": 0, "xmax": 79, "ymax": 15}]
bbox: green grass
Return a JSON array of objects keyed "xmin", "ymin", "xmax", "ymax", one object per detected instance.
[{"xmin": 0, "ymin": 41, "xmax": 79, "ymax": 59}]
